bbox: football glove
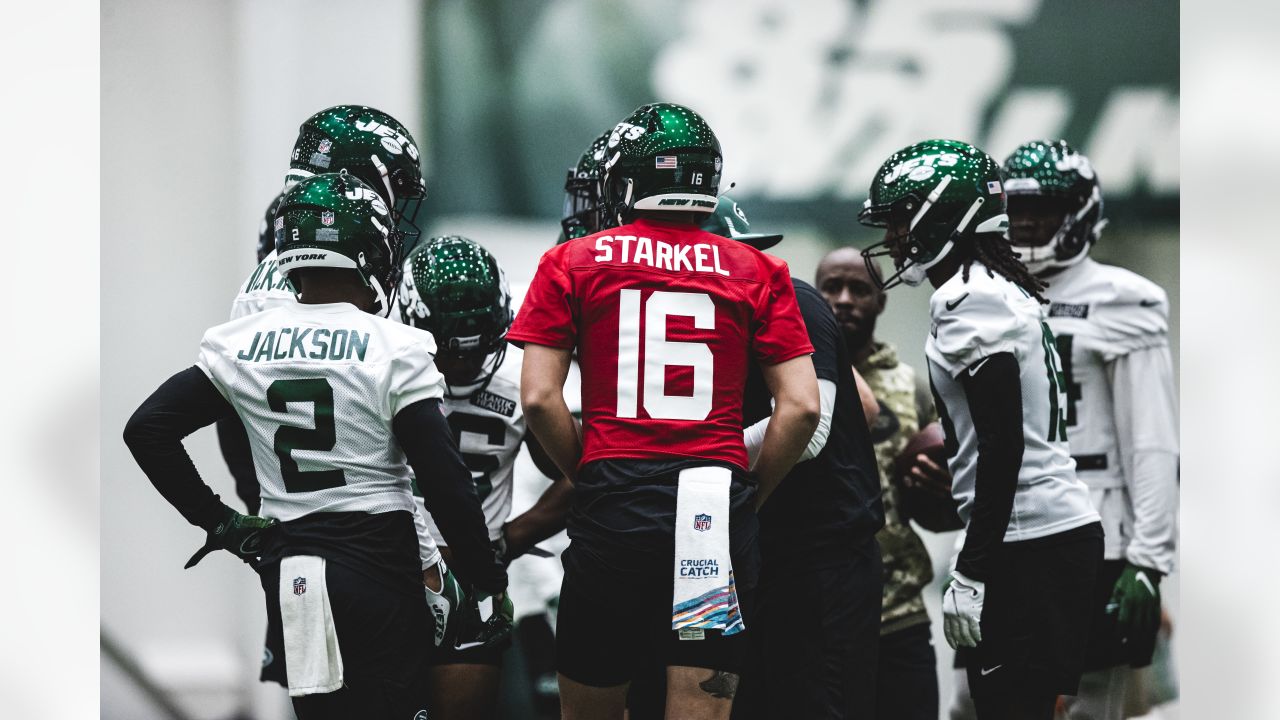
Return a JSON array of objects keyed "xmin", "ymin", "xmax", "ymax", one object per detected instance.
[
  {"xmin": 943, "ymin": 570, "xmax": 986, "ymax": 649},
  {"xmin": 185, "ymin": 504, "xmax": 277, "ymax": 569},
  {"xmin": 474, "ymin": 591, "xmax": 515, "ymax": 649},
  {"xmin": 450, "ymin": 589, "xmax": 516, "ymax": 652},
  {"xmin": 1109, "ymin": 563, "xmax": 1162, "ymax": 655},
  {"xmin": 424, "ymin": 559, "xmax": 465, "ymax": 648}
]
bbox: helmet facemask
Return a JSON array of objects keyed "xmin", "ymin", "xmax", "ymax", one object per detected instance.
[
  {"xmin": 561, "ymin": 168, "xmax": 605, "ymax": 239},
  {"xmin": 859, "ymin": 176, "xmax": 1007, "ymax": 290},
  {"xmin": 1006, "ymin": 182, "xmax": 1104, "ymax": 275}
]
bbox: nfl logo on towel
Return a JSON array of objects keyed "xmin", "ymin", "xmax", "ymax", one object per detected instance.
[
  {"xmin": 655, "ymin": 155, "xmax": 678, "ymax": 169},
  {"xmin": 693, "ymin": 513, "xmax": 712, "ymax": 532},
  {"xmin": 293, "ymin": 577, "xmax": 307, "ymax": 595},
  {"xmin": 320, "ymin": 210, "xmax": 335, "ymax": 226}
]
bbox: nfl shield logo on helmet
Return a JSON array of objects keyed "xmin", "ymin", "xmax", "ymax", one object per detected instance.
[
  {"xmin": 320, "ymin": 210, "xmax": 335, "ymax": 226},
  {"xmin": 694, "ymin": 513, "xmax": 712, "ymax": 532},
  {"xmin": 317, "ymin": 138, "xmax": 332, "ymax": 154},
  {"xmin": 293, "ymin": 577, "xmax": 307, "ymax": 595}
]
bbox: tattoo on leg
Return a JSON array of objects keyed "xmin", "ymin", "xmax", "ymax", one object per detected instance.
[{"xmin": 699, "ymin": 670, "xmax": 739, "ymax": 699}]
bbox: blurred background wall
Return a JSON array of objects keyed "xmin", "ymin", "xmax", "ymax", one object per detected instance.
[{"xmin": 102, "ymin": 1, "xmax": 1177, "ymax": 718}]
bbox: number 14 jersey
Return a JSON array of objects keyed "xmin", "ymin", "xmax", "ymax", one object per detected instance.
[
  {"xmin": 508, "ymin": 218, "xmax": 812, "ymax": 470},
  {"xmin": 196, "ymin": 301, "xmax": 446, "ymax": 522},
  {"xmin": 926, "ymin": 262, "xmax": 1098, "ymax": 543}
]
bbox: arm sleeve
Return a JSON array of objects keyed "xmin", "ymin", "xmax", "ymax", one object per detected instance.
[
  {"xmin": 506, "ymin": 249, "xmax": 577, "ymax": 349},
  {"xmin": 216, "ymin": 416, "xmax": 260, "ymax": 514},
  {"xmin": 751, "ymin": 263, "xmax": 814, "ymax": 365},
  {"xmin": 1110, "ymin": 343, "xmax": 1179, "ymax": 574},
  {"xmin": 393, "ymin": 398, "xmax": 506, "ymax": 594},
  {"xmin": 954, "ymin": 352, "xmax": 1025, "ymax": 581},
  {"xmin": 123, "ymin": 366, "xmax": 236, "ymax": 531},
  {"xmin": 743, "ymin": 379, "xmax": 836, "ymax": 466}
]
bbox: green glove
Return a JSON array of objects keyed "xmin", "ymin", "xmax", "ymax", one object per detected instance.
[
  {"xmin": 424, "ymin": 559, "xmax": 466, "ymax": 647},
  {"xmin": 1109, "ymin": 563, "xmax": 1162, "ymax": 653},
  {"xmin": 185, "ymin": 505, "xmax": 277, "ymax": 569}
]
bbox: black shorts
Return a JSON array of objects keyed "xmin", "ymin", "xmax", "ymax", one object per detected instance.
[
  {"xmin": 965, "ymin": 522, "xmax": 1104, "ymax": 699},
  {"xmin": 1081, "ymin": 558, "xmax": 1159, "ymax": 670},
  {"xmin": 258, "ymin": 558, "xmax": 432, "ymax": 716},
  {"xmin": 555, "ymin": 459, "xmax": 760, "ymax": 687},
  {"xmin": 732, "ymin": 537, "xmax": 883, "ymax": 720}
]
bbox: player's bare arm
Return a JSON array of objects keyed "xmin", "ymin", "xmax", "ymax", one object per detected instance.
[
  {"xmin": 520, "ymin": 342, "xmax": 581, "ymax": 482},
  {"xmin": 852, "ymin": 365, "xmax": 879, "ymax": 426},
  {"xmin": 752, "ymin": 354, "xmax": 821, "ymax": 508}
]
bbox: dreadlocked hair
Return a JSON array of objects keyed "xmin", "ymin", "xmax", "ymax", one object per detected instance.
[{"xmin": 960, "ymin": 232, "xmax": 1048, "ymax": 304}]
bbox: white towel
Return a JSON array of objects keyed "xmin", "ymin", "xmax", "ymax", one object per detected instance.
[
  {"xmin": 279, "ymin": 555, "xmax": 344, "ymax": 696},
  {"xmin": 671, "ymin": 466, "xmax": 743, "ymax": 636}
]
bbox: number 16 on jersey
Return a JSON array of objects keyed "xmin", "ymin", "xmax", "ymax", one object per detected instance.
[{"xmin": 615, "ymin": 289, "xmax": 715, "ymax": 422}]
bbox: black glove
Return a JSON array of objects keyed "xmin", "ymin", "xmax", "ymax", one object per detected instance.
[{"xmin": 185, "ymin": 504, "xmax": 277, "ymax": 569}]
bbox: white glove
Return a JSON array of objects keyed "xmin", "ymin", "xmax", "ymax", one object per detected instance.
[
  {"xmin": 423, "ymin": 558, "xmax": 464, "ymax": 647},
  {"xmin": 943, "ymin": 570, "xmax": 986, "ymax": 649}
]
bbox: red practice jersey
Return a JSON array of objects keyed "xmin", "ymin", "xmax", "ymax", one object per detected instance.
[{"xmin": 507, "ymin": 217, "xmax": 813, "ymax": 470}]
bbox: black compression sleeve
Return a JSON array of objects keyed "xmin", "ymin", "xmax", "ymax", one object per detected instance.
[
  {"xmin": 393, "ymin": 398, "xmax": 507, "ymax": 594},
  {"xmin": 216, "ymin": 416, "xmax": 260, "ymax": 514},
  {"xmin": 956, "ymin": 352, "xmax": 1025, "ymax": 581},
  {"xmin": 123, "ymin": 367, "xmax": 234, "ymax": 531}
]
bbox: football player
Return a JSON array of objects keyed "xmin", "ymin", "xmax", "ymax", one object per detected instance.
[
  {"xmin": 509, "ymin": 103, "xmax": 820, "ymax": 720},
  {"xmin": 815, "ymin": 246, "xmax": 952, "ymax": 720},
  {"xmin": 218, "ymin": 189, "xmax": 289, "ymax": 516},
  {"xmin": 859, "ymin": 139, "xmax": 1104, "ymax": 720},
  {"xmin": 1002, "ymin": 140, "xmax": 1178, "ymax": 720},
  {"xmin": 397, "ymin": 235, "xmax": 572, "ymax": 720},
  {"xmin": 230, "ymin": 105, "xmax": 427, "ymax": 320},
  {"xmin": 560, "ymin": 129, "xmax": 612, "ymax": 242},
  {"xmin": 217, "ymin": 105, "xmax": 443, "ymax": 689},
  {"xmin": 124, "ymin": 173, "xmax": 506, "ymax": 719},
  {"xmin": 699, "ymin": 196, "xmax": 885, "ymax": 720}
]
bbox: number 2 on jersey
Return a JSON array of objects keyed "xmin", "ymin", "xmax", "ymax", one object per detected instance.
[
  {"xmin": 616, "ymin": 289, "xmax": 715, "ymax": 421},
  {"xmin": 267, "ymin": 378, "xmax": 345, "ymax": 493}
]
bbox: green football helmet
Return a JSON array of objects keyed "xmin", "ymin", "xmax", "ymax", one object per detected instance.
[
  {"xmin": 285, "ymin": 105, "xmax": 427, "ymax": 251},
  {"xmin": 600, "ymin": 103, "xmax": 722, "ymax": 225},
  {"xmin": 858, "ymin": 139, "xmax": 1009, "ymax": 289},
  {"xmin": 257, "ymin": 190, "xmax": 286, "ymax": 262},
  {"xmin": 1001, "ymin": 139, "xmax": 1105, "ymax": 275},
  {"xmin": 699, "ymin": 194, "xmax": 783, "ymax": 250},
  {"xmin": 561, "ymin": 129, "xmax": 613, "ymax": 240},
  {"xmin": 275, "ymin": 171, "xmax": 400, "ymax": 317},
  {"xmin": 398, "ymin": 236, "xmax": 512, "ymax": 396}
]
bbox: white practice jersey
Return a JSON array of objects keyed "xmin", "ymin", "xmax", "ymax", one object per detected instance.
[
  {"xmin": 1041, "ymin": 257, "xmax": 1178, "ymax": 572},
  {"xmin": 198, "ymin": 301, "xmax": 446, "ymax": 524},
  {"xmin": 926, "ymin": 261, "xmax": 1098, "ymax": 543},
  {"xmin": 421, "ymin": 345, "xmax": 529, "ymax": 544},
  {"xmin": 230, "ymin": 249, "xmax": 297, "ymax": 320}
]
